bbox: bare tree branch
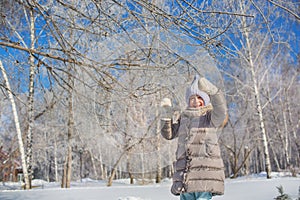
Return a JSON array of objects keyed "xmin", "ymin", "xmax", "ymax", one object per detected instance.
[{"xmin": 267, "ymin": 0, "xmax": 300, "ymax": 21}]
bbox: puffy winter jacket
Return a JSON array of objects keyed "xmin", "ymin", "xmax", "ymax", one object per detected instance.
[{"xmin": 161, "ymin": 90, "xmax": 227, "ymax": 196}]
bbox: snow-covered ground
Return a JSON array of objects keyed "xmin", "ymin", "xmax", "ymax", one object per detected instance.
[{"xmin": 0, "ymin": 172, "xmax": 299, "ymax": 200}]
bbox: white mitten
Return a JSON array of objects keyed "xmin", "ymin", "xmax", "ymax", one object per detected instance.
[
  {"xmin": 160, "ymin": 98, "xmax": 173, "ymax": 120},
  {"xmin": 160, "ymin": 98, "xmax": 172, "ymax": 107},
  {"xmin": 198, "ymin": 77, "xmax": 219, "ymax": 95}
]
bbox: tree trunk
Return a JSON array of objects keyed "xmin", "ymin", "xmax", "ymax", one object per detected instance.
[
  {"xmin": 0, "ymin": 60, "xmax": 30, "ymax": 189},
  {"xmin": 269, "ymin": 143, "xmax": 281, "ymax": 171},
  {"xmin": 61, "ymin": 156, "xmax": 67, "ymax": 187},
  {"xmin": 89, "ymin": 150, "xmax": 98, "ymax": 180},
  {"xmin": 54, "ymin": 136, "xmax": 59, "ymax": 182},
  {"xmin": 155, "ymin": 101, "xmax": 161, "ymax": 183},
  {"xmin": 26, "ymin": 7, "xmax": 36, "ymax": 189},
  {"xmin": 249, "ymin": 57, "xmax": 272, "ymax": 178},
  {"xmin": 107, "ymin": 136, "xmax": 145, "ymax": 186},
  {"xmin": 287, "ymin": 100, "xmax": 300, "ymax": 166},
  {"xmin": 240, "ymin": 2, "xmax": 272, "ymax": 177},
  {"xmin": 243, "ymin": 147, "xmax": 250, "ymax": 176},
  {"xmin": 285, "ymin": 76, "xmax": 300, "ymax": 167},
  {"xmin": 45, "ymin": 150, "xmax": 49, "ymax": 182},
  {"xmin": 126, "ymin": 155, "xmax": 134, "ymax": 184},
  {"xmin": 66, "ymin": 84, "xmax": 74, "ymax": 188},
  {"xmin": 124, "ymin": 107, "xmax": 133, "ymax": 184},
  {"xmin": 61, "ymin": 71, "xmax": 74, "ymax": 188},
  {"xmin": 107, "ymin": 152, "xmax": 125, "ymax": 186},
  {"xmin": 99, "ymin": 151, "xmax": 105, "ymax": 180},
  {"xmin": 103, "ymin": 163, "xmax": 107, "ymax": 180}
]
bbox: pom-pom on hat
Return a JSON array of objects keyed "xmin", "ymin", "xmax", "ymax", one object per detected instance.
[{"xmin": 186, "ymin": 75, "xmax": 210, "ymax": 106}]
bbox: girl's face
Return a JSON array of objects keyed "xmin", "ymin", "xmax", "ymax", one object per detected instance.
[{"xmin": 189, "ymin": 95, "xmax": 204, "ymax": 108}]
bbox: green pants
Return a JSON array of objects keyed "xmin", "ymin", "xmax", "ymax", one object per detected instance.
[{"xmin": 180, "ymin": 192, "xmax": 212, "ymax": 200}]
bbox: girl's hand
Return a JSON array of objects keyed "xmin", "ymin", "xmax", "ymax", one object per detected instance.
[
  {"xmin": 198, "ymin": 77, "xmax": 219, "ymax": 95},
  {"xmin": 160, "ymin": 97, "xmax": 172, "ymax": 107}
]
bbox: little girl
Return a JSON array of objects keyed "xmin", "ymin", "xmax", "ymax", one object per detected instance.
[{"xmin": 160, "ymin": 75, "xmax": 228, "ymax": 200}]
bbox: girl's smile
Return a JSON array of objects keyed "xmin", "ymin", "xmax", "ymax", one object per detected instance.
[{"xmin": 189, "ymin": 95, "xmax": 204, "ymax": 108}]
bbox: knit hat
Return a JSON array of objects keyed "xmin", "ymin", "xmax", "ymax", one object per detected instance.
[{"xmin": 186, "ymin": 75, "xmax": 210, "ymax": 106}]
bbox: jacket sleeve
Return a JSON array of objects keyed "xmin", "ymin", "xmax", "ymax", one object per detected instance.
[
  {"xmin": 210, "ymin": 90, "xmax": 228, "ymax": 128},
  {"xmin": 161, "ymin": 118, "xmax": 180, "ymax": 140}
]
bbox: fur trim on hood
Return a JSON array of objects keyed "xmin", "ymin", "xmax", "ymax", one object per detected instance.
[{"xmin": 182, "ymin": 104, "xmax": 213, "ymax": 117}]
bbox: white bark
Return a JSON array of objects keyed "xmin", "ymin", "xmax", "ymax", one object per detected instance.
[
  {"xmin": 99, "ymin": 152, "xmax": 105, "ymax": 180},
  {"xmin": 285, "ymin": 76, "xmax": 298, "ymax": 165},
  {"xmin": 54, "ymin": 137, "xmax": 59, "ymax": 182},
  {"xmin": 234, "ymin": 2, "xmax": 272, "ymax": 178},
  {"xmin": 26, "ymin": 7, "xmax": 36, "ymax": 189},
  {"xmin": 246, "ymin": 34, "xmax": 272, "ymax": 179},
  {"xmin": 281, "ymin": 98, "xmax": 290, "ymax": 167},
  {"xmin": 89, "ymin": 151, "xmax": 98, "ymax": 180},
  {"xmin": 0, "ymin": 60, "xmax": 30, "ymax": 188},
  {"xmin": 156, "ymin": 102, "xmax": 161, "ymax": 183}
]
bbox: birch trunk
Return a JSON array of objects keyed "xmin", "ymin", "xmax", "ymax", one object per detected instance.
[
  {"xmin": 248, "ymin": 49, "xmax": 272, "ymax": 178},
  {"xmin": 284, "ymin": 74, "xmax": 299, "ymax": 166},
  {"xmin": 26, "ymin": 7, "xmax": 36, "ymax": 189},
  {"xmin": 155, "ymin": 98, "xmax": 161, "ymax": 183},
  {"xmin": 54, "ymin": 137, "xmax": 59, "ymax": 182},
  {"xmin": 281, "ymin": 97, "xmax": 290, "ymax": 168},
  {"xmin": 239, "ymin": 1, "xmax": 272, "ymax": 178},
  {"xmin": 88, "ymin": 150, "xmax": 98, "ymax": 180},
  {"xmin": 0, "ymin": 60, "xmax": 30, "ymax": 189},
  {"xmin": 246, "ymin": 35, "xmax": 272, "ymax": 179}
]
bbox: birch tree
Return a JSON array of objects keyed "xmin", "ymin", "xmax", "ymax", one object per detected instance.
[
  {"xmin": 0, "ymin": 60, "xmax": 30, "ymax": 189},
  {"xmin": 1, "ymin": 0, "xmax": 43, "ymax": 188},
  {"xmin": 218, "ymin": 0, "xmax": 299, "ymax": 178},
  {"xmin": 243, "ymin": 17, "xmax": 272, "ymax": 178},
  {"xmin": 26, "ymin": 5, "xmax": 36, "ymax": 189}
]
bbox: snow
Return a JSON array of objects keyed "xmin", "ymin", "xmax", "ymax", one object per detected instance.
[{"xmin": 0, "ymin": 173, "xmax": 299, "ymax": 200}]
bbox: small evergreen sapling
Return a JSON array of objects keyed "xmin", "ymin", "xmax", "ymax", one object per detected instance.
[{"xmin": 274, "ymin": 185, "xmax": 292, "ymax": 200}]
